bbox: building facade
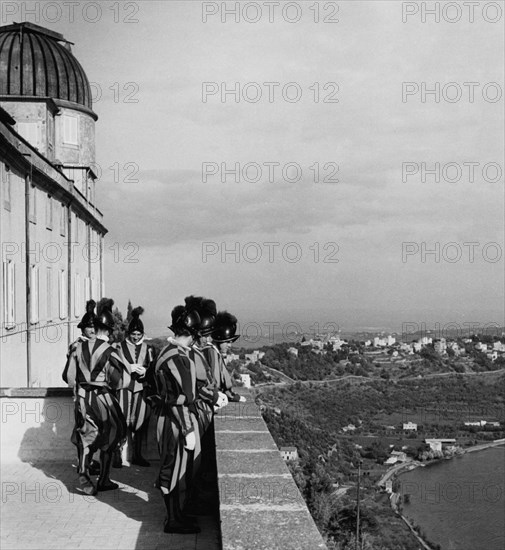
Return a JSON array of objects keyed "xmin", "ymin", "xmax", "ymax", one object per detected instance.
[{"xmin": 0, "ymin": 22, "xmax": 106, "ymax": 387}]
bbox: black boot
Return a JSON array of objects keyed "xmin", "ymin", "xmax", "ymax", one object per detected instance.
[
  {"xmin": 89, "ymin": 454, "xmax": 101, "ymax": 476},
  {"xmin": 162, "ymin": 492, "xmax": 200, "ymax": 534},
  {"xmin": 131, "ymin": 432, "xmax": 150, "ymax": 467},
  {"xmin": 77, "ymin": 452, "xmax": 97, "ymax": 496},
  {"xmin": 112, "ymin": 446, "xmax": 123, "ymax": 468},
  {"xmin": 97, "ymin": 451, "xmax": 119, "ymax": 491}
]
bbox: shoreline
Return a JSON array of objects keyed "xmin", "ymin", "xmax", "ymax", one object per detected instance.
[
  {"xmin": 383, "ymin": 439, "xmax": 505, "ymax": 550},
  {"xmin": 380, "ymin": 438, "xmax": 505, "ymax": 484}
]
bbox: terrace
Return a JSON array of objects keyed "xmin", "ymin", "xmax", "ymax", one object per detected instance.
[{"xmin": 0, "ymin": 387, "xmax": 326, "ymax": 550}]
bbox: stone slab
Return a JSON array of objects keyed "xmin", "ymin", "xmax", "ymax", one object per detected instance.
[
  {"xmin": 214, "ymin": 416, "xmax": 268, "ymax": 431},
  {"xmin": 215, "ymin": 401, "xmax": 262, "ymax": 420},
  {"xmin": 216, "ymin": 431, "xmax": 279, "ymax": 451},
  {"xmin": 216, "ymin": 449, "xmax": 291, "ymax": 476},
  {"xmin": 218, "ymin": 474, "xmax": 305, "ymax": 508},
  {"xmin": 220, "ymin": 509, "xmax": 327, "ymax": 550}
]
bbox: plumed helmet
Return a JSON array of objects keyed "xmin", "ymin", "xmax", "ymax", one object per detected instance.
[
  {"xmin": 128, "ymin": 306, "xmax": 145, "ymax": 334},
  {"xmin": 199, "ymin": 298, "xmax": 217, "ymax": 336},
  {"xmin": 184, "ymin": 295, "xmax": 217, "ymax": 336},
  {"xmin": 95, "ymin": 298, "xmax": 115, "ymax": 331},
  {"xmin": 212, "ymin": 311, "xmax": 239, "ymax": 343},
  {"xmin": 77, "ymin": 300, "xmax": 96, "ymax": 330},
  {"xmin": 169, "ymin": 305, "xmax": 201, "ymax": 336}
]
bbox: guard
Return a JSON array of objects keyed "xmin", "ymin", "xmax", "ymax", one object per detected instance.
[
  {"xmin": 154, "ymin": 305, "xmax": 201, "ymax": 534},
  {"xmin": 63, "ymin": 299, "xmax": 129, "ymax": 495},
  {"xmin": 205, "ymin": 310, "xmax": 247, "ymax": 403},
  {"xmin": 114, "ymin": 306, "xmax": 156, "ymax": 467}
]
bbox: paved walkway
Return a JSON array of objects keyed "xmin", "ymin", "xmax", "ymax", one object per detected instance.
[{"xmin": 1, "ymin": 459, "xmax": 220, "ymax": 550}]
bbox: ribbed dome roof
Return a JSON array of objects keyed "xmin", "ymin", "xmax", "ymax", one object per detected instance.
[{"xmin": 0, "ymin": 22, "xmax": 92, "ymax": 110}]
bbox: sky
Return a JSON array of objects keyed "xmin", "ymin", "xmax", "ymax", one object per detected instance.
[{"xmin": 3, "ymin": 0, "xmax": 504, "ymax": 338}]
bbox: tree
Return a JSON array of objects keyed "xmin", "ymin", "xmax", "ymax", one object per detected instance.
[
  {"xmin": 125, "ymin": 300, "xmax": 133, "ymax": 324},
  {"xmin": 420, "ymin": 345, "xmax": 439, "ymax": 363}
]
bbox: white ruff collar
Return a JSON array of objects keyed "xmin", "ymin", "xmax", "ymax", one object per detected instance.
[
  {"xmin": 167, "ymin": 336, "xmax": 191, "ymax": 350},
  {"xmin": 127, "ymin": 337, "xmax": 144, "ymax": 346}
]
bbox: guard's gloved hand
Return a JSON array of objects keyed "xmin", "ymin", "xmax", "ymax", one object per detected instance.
[
  {"xmin": 131, "ymin": 364, "xmax": 146, "ymax": 377},
  {"xmin": 184, "ymin": 431, "xmax": 196, "ymax": 451},
  {"xmin": 239, "ymin": 395, "xmax": 247, "ymax": 402},
  {"xmin": 215, "ymin": 391, "xmax": 229, "ymax": 410}
]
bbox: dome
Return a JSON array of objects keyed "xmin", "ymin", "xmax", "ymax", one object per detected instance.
[{"xmin": 0, "ymin": 22, "xmax": 93, "ymax": 110}]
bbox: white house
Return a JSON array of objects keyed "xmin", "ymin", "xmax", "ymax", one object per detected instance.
[
  {"xmin": 280, "ymin": 447, "xmax": 298, "ymax": 461},
  {"xmin": 245, "ymin": 350, "xmax": 265, "ymax": 362},
  {"xmin": 341, "ymin": 424, "xmax": 357, "ymax": 433},
  {"xmin": 225, "ymin": 353, "xmax": 240, "ymax": 365},
  {"xmin": 434, "ymin": 339, "xmax": 447, "ymax": 354},
  {"xmin": 425, "ymin": 439, "xmax": 456, "ymax": 452},
  {"xmin": 240, "ymin": 374, "xmax": 252, "ymax": 389},
  {"xmin": 403, "ymin": 422, "xmax": 417, "ymax": 431}
]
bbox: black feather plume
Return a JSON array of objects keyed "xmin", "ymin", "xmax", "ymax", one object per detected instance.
[
  {"xmin": 216, "ymin": 311, "xmax": 237, "ymax": 325},
  {"xmin": 184, "ymin": 295, "xmax": 204, "ymax": 311},
  {"xmin": 97, "ymin": 298, "xmax": 114, "ymax": 315},
  {"xmin": 201, "ymin": 299, "xmax": 217, "ymax": 317},
  {"xmin": 132, "ymin": 306, "xmax": 144, "ymax": 319}
]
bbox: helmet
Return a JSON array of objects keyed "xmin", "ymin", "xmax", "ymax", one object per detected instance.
[
  {"xmin": 77, "ymin": 300, "xmax": 96, "ymax": 330},
  {"xmin": 169, "ymin": 305, "xmax": 201, "ymax": 336},
  {"xmin": 95, "ymin": 298, "xmax": 115, "ymax": 331},
  {"xmin": 128, "ymin": 306, "xmax": 144, "ymax": 334},
  {"xmin": 184, "ymin": 295, "xmax": 217, "ymax": 336},
  {"xmin": 212, "ymin": 311, "xmax": 239, "ymax": 343}
]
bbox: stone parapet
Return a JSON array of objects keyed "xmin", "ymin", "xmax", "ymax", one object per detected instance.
[{"xmin": 214, "ymin": 390, "xmax": 327, "ymax": 550}]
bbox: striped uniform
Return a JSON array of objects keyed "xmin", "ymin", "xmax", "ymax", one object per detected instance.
[
  {"xmin": 202, "ymin": 343, "xmax": 241, "ymax": 402},
  {"xmin": 190, "ymin": 345, "xmax": 219, "ymax": 436},
  {"xmin": 115, "ymin": 340, "xmax": 155, "ymax": 432},
  {"xmin": 155, "ymin": 340, "xmax": 200, "ymax": 507},
  {"xmin": 63, "ymin": 339, "xmax": 129, "ymax": 474}
]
